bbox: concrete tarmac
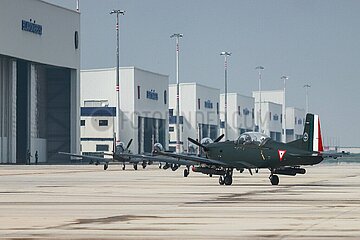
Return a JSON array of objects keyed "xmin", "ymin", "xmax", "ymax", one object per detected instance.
[{"xmin": 0, "ymin": 164, "xmax": 360, "ymax": 239}]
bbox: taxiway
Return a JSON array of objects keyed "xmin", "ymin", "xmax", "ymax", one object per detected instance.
[{"xmin": 0, "ymin": 164, "xmax": 360, "ymax": 239}]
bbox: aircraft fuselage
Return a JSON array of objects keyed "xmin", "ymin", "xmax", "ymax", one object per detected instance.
[{"xmin": 205, "ymin": 140, "xmax": 323, "ymax": 169}]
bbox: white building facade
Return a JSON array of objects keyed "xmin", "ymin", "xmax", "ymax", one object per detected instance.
[
  {"xmin": 80, "ymin": 67, "xmax": 169, "ymax": 154},
  {"xmin": 253, "ymin": 90, "xmax": 305, "ymax": 142},
  {"xmin": 169, "ymin": 83, "xmax": 220, "ymax": 152},
  {"xmin": 80, "ymin": 107, "xmax": 116, "ymax": 157},
  {"xmin": 286, "ymin": 107, "xmax": 306, "ymax": 142},
  {"xmin": 257, "ymin": 102, "xmax": 283, "ymax": 141},
  {"xmin": 0, "ymin": 0, "xmax": 80, "ymax": 163},
  {"xmin": 220, "ymin": 93, "xmax": 255, "ymax": 141}
]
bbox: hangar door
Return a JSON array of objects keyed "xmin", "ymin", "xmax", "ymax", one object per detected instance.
[{"xmin": 138, "ymin": 117, "xmax": 165, "ymax": 154}]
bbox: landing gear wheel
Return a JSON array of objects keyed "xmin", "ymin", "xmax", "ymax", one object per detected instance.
[
  {"xmin": 104, "ymin": 163, "xmax": 108, "ymax": 170},
  {"xmin": 219, "ymin": 176, "xmax": 225, "ymax": 185},
  {"xmin": 122, "ymin": 164, "xmax": 126, "ymax": 170},
  {"xmin": 183, "ymin": 168, "xmax": 189, "ymax": 177},
  {"xmin": 133, "ymin": 164, "xmax": 138, "ymax": 171},
  {"xmin": 142, "ymin": 161, "xmax": 147, "ymax": 169},
  {"xmin": 171, "ymin": 164, "xmax": 178, "ymax": 171},
  {"xmin": 224, "ymin": 174, "xmax": 233, "ymax": 185},
  {"xmin": 158, "ymin": 163, "xmax": 162, "ymax": 169},
  {"xmin": 270, "ymin": 175, "xmax": 279, "ymax": 185}
]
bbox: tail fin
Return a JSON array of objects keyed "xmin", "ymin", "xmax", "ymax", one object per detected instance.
[{"xmin": 287, "ymin": 113, "xmax": 324, "ymax": 152}]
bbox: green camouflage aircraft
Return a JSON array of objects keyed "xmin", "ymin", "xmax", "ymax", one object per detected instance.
[{"xmin": 60, "ymin": 113, "xmax": 341, "ymax": 186}]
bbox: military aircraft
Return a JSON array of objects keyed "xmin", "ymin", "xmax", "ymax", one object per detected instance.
[
  {"xmin": 59, "ymin": 136, "xmax": 195, "ymax": 171},
  {"xmin": 61, "ymin": 113, "xmax": 342, "ymax": 186},
  {"xmin": 125, "ymin": 113, "xmax": 341, "ymax": 186},
  {"xmin": 59, "ymin": 137, "xmax": 143, "ymax": 170}
]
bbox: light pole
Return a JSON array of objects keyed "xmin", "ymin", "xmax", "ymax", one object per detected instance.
[
  {"xmin": 304, "ymin": 84, "xmax": 311, "ymax": 113},
  {"xmin": 281, "ymin": 75, "xmax": 288, "ymax": 143},
  {"xmin": 110, "ymin": 9, "xmax": 125, "ymax": 145},
  {"xmin": 220, "ymin": 51, "xmax": 231, "ymax": 141},
  {"xmin": 255, "ymin": 66, "xmax": 264, "ymax": 133},
  {"xmin": 170, "ymin": 33, "xmax": 183, "ymax": 153}
]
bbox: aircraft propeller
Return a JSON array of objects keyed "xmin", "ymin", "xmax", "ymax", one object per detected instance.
[
  {"xmin": 188, "ymin": 134, "xmax": 225, "ymax": 152},
  {"xmin": 188, "ymin": 137, "xmax": 209, "ymax": 151},
  {"xmin": 125, "ymin": 139, "xmax": 133, "ymax": 151},
  {"xmin": 213, "ymin": 134, "xmax": 224, "ymax": 143}
]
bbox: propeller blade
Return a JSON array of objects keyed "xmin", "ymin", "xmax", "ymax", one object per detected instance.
[
  {"xmin": 188, "ymin": 137, "xmax": 209, "ymax": 151},
  {"xmin": 125, "ymin": 139, "xmax": 133, "ymax": 150},
  {"xmin": 214, "ymin": 134, "xmax": 224, "ymax": 142}
]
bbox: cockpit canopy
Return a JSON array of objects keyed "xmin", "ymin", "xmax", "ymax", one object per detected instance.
[
  {"xmin": 236, "ymin": 132, "xmax": 270, "ymax": 145},
  {"xmin": 200, "ymin": 137, "xmax": 214, "ymax": 145},
  {"xmin": 115, "ymin": 142, "xmax": 125, "ymax": 154}
]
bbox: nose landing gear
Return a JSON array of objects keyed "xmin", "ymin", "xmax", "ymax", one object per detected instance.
[
  {"xmin": 103, "ymin": 162, "xmax": 109, "ymax": 170},
  {"xmin": 219, "ymin": 169, "xmax": 233, "ymax": 186}
]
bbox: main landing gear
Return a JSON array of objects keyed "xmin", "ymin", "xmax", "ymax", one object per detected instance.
[
  {"xmin": 103, "ymin": 162, "xmax": 109, "ymax": 170},
  {"xmin": 183, "ymin": 166, "xmax": 190, "ymax": 177},
  {"xmin": 219, "ymin": 169, "xmax": 233, "ymax": 186},
  {"xmin": 269, "ymin": 174, "xmax": 279, "ymax": 185},
  {"xmin": 141, "ymin": 161, "xmax": 147, "ymax": 169}
]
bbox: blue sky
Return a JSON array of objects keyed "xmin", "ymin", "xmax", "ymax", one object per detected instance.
[{"xmin": 47, "ymin": 0, "xmax": 360, "ymax": 146}]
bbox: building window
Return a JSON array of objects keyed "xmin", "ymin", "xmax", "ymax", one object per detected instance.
[
  {"xmin": 252, "ymin": 108, "xmax": 254, "ymax": 119},
  {"xmin": 198, "ymin": 98, "xmax": 200, "ymax": 110},
  {"xmin": 164, "ymin": 90, "xmax": 167, "ymax": 104},
  {"xmin": 169, "ymin": 126, "xmax": 174, "ymax": 132},
  {"xmin": 96, "ymin": 144, "xmax": 109, "ymax": 152},
  {"xmin": 74, "ymin": 31, "xmax": 79, "ymax": 49},
  {"xmin": 217, "ymin": 102, "xmax": 219, "ymax": 115},
  {"xmin": 146, "ymin": 90, "xmax": 158, "ymax": 100},
  {"xmin": 80, "ymin": 120, "xmax": 85, "ymax": 126},
  {"xmin": 273, "ymin": 114, "xmax": 279, "ymax": 121},
  {"xmin": 269, "ymin": 112, "xmax": 272, "ymax": 121},
  {"xmin": 238, "ymin": 106, "xmax": 241, "ymax": 116},
  {"xmin": 280, "ymin": 114, "xmax": 283, "ymax": 123},
  {"xmin": 295, "ymin": 117, "xmax": 297, "ymax": 124},
  {"xmin": 169, "ymin": 109, "xmax": 174, "ymax": 116},
  {"xmin": 137, "ymin": 86, "xmax": 141, "ymax": 99},
  {"xmin": 99, "ymin": 120, "xmax": 108, "ymax": 126},
  {"xmin": 204, "ymin": 100, "xmax": 213, "ymax": 109}
]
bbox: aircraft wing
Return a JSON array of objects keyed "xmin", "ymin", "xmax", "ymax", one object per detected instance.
[
  {"xmin": 58, "ymin": 152, "xmax": 139, "ymax": 164},
  {"xmin": 320, "ymin": 151, "xmax": 349, "ymax": 159},
  {"xmin": 58, "ymin": 152, "xmax": 111, "ymax": 162},
  {"xmin": 153, "ymin": 151, "xmax": 228, "ymax": 166},
  {"xmin": 289, "ymin": 151, "xmax": 348, "ymax": 159},
  {"xmin": 118, "ymin": 152, "xmax": 197, "ymax": 166}
]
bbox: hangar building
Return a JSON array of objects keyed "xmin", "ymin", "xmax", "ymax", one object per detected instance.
[
  {"xmin": 169, "ymin": 83, "xmax": 220, "ymax": 152},
  {"xmin": 0, "ymin": 0, "xmax": 80, "ymax": 164},
  {"xmin": 253, "ymin": 90, "xmax": 305, "ymax": 142},
  {"xmin": 80, "ymin": 67, "xmax": 169, "ymax": 154},
  {"xmin": 219, "ymin": 93, "xmax": 255, "ymax": 141}
]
